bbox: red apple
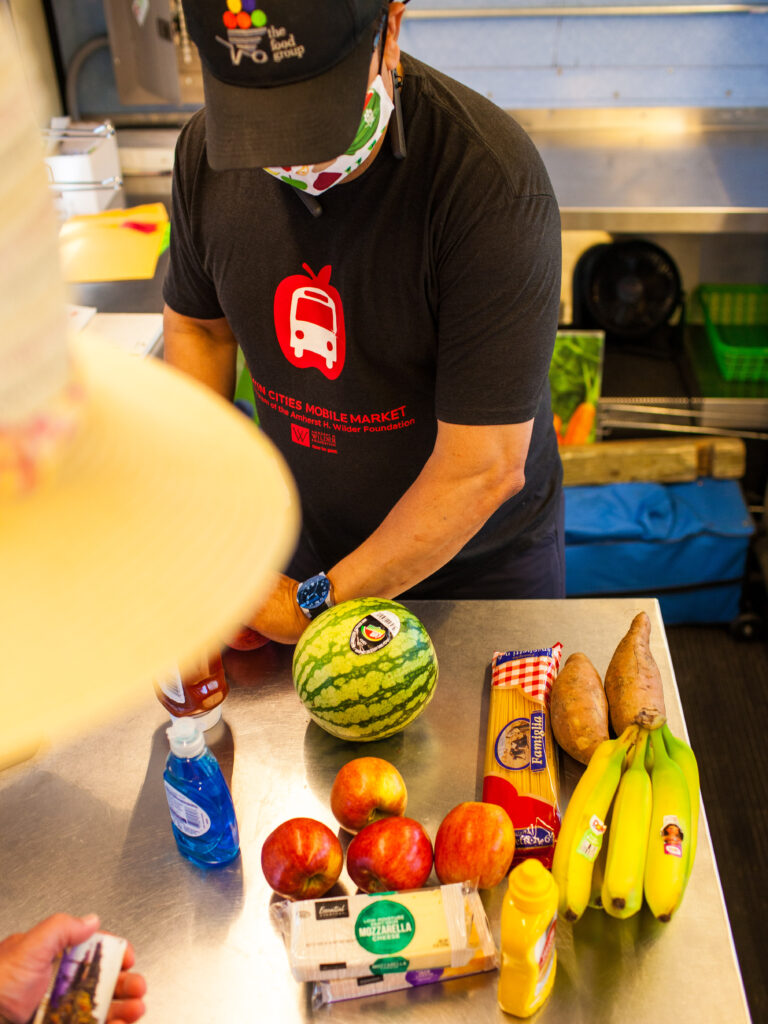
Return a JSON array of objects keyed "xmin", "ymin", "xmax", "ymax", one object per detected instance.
[
  {"xmin": 434, "ymin": 802, "xmax": 515, "ymax": 889},
  {"xmin": 346, "ymin": 817, "xmax": 433, "ymax": 893},
  {"xmin": 261, "ymin": 817, "xmax": 343, "ymax": 900},
  {"xmin": 225, "ymin": 625, "xmax": 271, "ymax": 651},
  {"xmin": 330, "ymin": 757, "xmax": 408, "ymax": 834}
]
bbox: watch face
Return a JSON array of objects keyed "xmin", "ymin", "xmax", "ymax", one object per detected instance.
[{"xmin": 297, "ymin": 574, "xmax": 331, "ymax": 612}]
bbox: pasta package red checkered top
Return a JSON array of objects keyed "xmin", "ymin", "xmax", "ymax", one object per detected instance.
[{"xmin": 482, "ymin": 645, "xmax": 563, "ymax": 869}]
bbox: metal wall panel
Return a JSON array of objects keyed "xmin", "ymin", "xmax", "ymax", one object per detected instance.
[{"xmin": 44, "ymin": 0, "xmax": 768, "ymax": 117}]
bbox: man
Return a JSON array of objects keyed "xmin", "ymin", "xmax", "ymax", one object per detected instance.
[{"xmin": 163, "ymin": 0, "xmax": 563, "ymax": 644}]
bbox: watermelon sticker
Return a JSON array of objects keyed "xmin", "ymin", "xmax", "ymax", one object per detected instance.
[
  {"xmin": 363, "ymin": 623, "xmax": 387, "ymax": 644},
  {"xmin": 349, "ymin": 611, "xmax": 401, "ymax": 655}
]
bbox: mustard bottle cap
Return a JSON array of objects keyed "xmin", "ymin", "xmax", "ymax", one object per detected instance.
[{"xmin": 507, "ymin": 858, "xmax": 555, "ymax": 912}]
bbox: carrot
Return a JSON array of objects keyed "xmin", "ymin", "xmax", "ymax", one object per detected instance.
[
  {"xmin": 563, "ymin": 401, "xmax": 596, "ymax": 445},
  {"xmin": 553, "ymin": 413, "xmax": 564, "ymax": 444}
]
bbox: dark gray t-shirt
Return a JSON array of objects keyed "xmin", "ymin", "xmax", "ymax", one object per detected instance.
[{"xmin": 164, "ymin": 53, "xmax": 563, "ymax": 594}]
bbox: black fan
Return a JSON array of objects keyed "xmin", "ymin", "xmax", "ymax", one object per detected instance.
[{"xmin": 573, "ymin": 239, "xmax": 682, "ymax": 339}]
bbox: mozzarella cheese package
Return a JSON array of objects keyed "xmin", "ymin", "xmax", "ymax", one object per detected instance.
[
  {"xmin": 310, "ymin": 887, "xmax": 497, "ymax": 1005},
  {"xmin": 271, "ymin": 883, "xmax": 482, "ymax": 983},
  {"xmin": 482, "ymin": 645, "xmax": 563, "ymax": 869}
]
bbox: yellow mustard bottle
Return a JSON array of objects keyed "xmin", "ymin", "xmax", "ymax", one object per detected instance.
[{"xmin": 498, "ymin": 858, "xmax": 559, "ymax": 1017}]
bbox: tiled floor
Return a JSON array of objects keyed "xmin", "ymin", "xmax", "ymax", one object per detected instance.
[{"xmin": 666, "ymin": 623, "xmax": 768, "ymax": 1024}]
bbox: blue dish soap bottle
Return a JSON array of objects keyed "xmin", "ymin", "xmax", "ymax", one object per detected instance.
[{"xmin": 163, "ymin": 716, "xmax": 240, "ymax": 867}]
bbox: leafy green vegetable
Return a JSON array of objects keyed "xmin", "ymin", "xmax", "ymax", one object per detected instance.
[{"xmin": 549, "ymin": 331, "xmax": 604, "ymax": 443}]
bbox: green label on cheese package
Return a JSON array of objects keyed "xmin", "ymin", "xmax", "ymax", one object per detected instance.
[
  {"xmin": 355, "ymin": 900, "xmax": 416, "ymax": 954},
  {"xmin": 371, "ymin": 956, "xmax": 410, "ymax": 974}
]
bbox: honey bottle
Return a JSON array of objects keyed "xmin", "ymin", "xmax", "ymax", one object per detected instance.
[{"xmin": 155, "ymin": 651, "xmax": 229, "ymax": 731}]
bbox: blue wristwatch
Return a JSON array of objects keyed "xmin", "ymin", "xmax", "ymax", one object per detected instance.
[{"xmin": 296, "ymin": 572, "xmax": 334, "ymax": 620}]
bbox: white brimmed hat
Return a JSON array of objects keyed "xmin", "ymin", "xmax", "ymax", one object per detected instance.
[{"xmin": 0, "ymin": 15, "xmax": 299, "ymax": 768}]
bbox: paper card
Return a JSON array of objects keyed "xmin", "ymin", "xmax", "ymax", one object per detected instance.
[
  {"xmin": 64, "ymin": 303, "xmax": 97, "ymax": 333},
  {"xmin": 81, "ymin": 313, "xmax": 164, "ymax": 357},
  {"xmin": 33, "ymin": 932, "xmax": 127, "ymax": 1024}
]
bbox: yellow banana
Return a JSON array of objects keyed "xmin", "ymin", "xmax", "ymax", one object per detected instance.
[
  {"xmin": 588, "ymin": 806, "xmax": 610, "ymax": 910},
  {"xmin": 662, "ymin": 723, "xmax": 700, "ymax": 889},
  {"xmin": 601, "ymin": 729, "xmax": 652, "ymax": 919},
  {"xmin": 644, "ymin": 726, "xmax": 692, "ymax": 921},
  {"xmin": 552, "ymin": 725, "xmax": 638, "ymax": 922},
  {"xmin": 553, "ymin": 734, "xmax": 624, "ymax": 907}
]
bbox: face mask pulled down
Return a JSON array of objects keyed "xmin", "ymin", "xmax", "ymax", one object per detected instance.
[{"xmin": 264, "ymin": 75, "xmax": 394, "ymax": 196}]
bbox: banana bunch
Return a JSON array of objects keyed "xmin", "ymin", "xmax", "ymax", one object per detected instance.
[{"xmin": 553, "ymin": 723, "xmax": 699, "ymax": 923}]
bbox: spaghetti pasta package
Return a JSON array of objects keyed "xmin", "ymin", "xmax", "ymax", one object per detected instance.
[{"xmin": 482, "ymin": 645, "xmax": 563, "ymax": 869}]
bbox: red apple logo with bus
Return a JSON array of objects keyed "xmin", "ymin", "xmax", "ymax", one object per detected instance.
[{"xmin": 274, "ymin": 263, "xmax": 345, "ymax": 379}]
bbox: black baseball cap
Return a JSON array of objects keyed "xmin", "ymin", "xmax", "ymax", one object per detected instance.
[{"xmin": 182, "ymin": 0, "xmax": 385, "ymax": 170}]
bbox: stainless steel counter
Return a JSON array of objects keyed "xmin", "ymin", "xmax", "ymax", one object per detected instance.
[{"xmin": 0, "ymin": 599, "xmax": 750, "ymax": 1022}]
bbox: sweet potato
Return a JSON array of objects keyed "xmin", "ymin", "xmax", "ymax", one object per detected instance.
[
  {"xmin": 604, "ymin": 611, "xmax": 666, "ymax": 735},
  {"xmin": 551, "ymin": 652, "xmax": 610, "ymax": 765}
]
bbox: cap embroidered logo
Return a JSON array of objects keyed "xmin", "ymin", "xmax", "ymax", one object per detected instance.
[
  {"xmin": 184, "ymin": 0, "xmax": 382, "ymax": 86},
  {"xmin": 217, "ymin": 6, "xmax": 290, "ymax": 68}
]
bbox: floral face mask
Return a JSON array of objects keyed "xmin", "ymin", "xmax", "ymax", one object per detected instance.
[{"xmin": 264, "ymin": 74, "xmax": 394, "ymax": 196}]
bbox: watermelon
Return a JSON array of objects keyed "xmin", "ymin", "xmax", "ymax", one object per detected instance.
[{"xmin": 292, "ymin": 598, "xmax": 438, "ymax": 742}]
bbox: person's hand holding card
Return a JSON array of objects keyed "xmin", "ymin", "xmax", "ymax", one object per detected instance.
[{"xmin": 0, "ymin": 913, "xmax": 145, "ymax": 1024}]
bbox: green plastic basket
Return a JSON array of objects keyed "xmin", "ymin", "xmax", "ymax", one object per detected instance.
[{"xmin": 697, "ymin": 284, "xmax": 768, "ymax": 382}]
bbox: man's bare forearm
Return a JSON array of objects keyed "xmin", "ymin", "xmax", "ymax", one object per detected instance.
[
  {"xmin": 328, "ymin": 463, "xmax": 514, "ymax": 602},
  {"xmin": 245, "ymin": 419, "xmax": 534, "ymax": 643},
  {"xmin": 163, "ymin": 304, "xmax": 238, "ymax": 400},
  {"xmin": 327, "ymin": 419, "xmax": 532, "ymax": 603},
  {"xmin": 247, "ymin": 461, "xmax": 517, "ymax": 644}
]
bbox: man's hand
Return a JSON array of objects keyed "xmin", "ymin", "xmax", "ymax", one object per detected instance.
[
  {"xmin": 0, "ymin": 914, "xmax": 146, "ymax": 1024},
  {"xmin": 246, "ymin": 573, "xmax": 310, "ymax": 645},
  {"xmin": 106, "ymin": 941, "xmax": 146, "ymax": 1024}
]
